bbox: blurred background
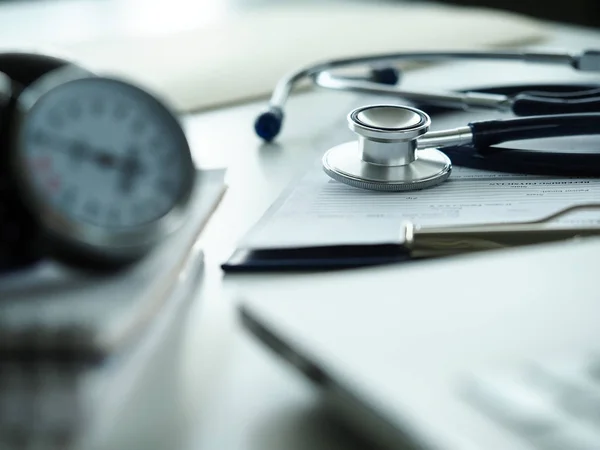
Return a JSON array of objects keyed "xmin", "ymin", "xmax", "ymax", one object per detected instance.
[
  {"xmin": 0, "ymin": 0, "xmax": 598, "ymax": 46},
  {"xmin": 442, "ymin": 0, "xmax": 599, "ymax": 27}
]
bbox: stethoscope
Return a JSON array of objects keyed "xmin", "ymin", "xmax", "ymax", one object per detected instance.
[{"xmin": 254, "ymin": 49, "xmax": 600, "ymax": 191}]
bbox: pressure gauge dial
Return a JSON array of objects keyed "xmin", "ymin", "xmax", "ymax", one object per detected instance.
[{"xmin": 9, "ymin": 68, "xmax": 196, "ymax": 267}]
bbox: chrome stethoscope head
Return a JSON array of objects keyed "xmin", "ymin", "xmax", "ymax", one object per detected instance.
[{"xmin": 322, "ymin": 105, "xmax": 452, "ymax": 191}]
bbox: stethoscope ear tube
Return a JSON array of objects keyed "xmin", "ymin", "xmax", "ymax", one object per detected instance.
[{"xmin": 408, "ymin": 83, "xmax": 600, "ymax": 117}]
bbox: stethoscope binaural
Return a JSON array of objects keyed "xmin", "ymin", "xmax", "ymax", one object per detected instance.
[
  {"xmin": 254, "ymin": 49, "xmax": 600, "ymax": 142},
  {"xmin": 324, "ymin": 104, "xmax": 600, "ymax": 191}
]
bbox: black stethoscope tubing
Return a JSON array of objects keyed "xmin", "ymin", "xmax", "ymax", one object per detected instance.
[
  {"xmin": 440, "ymin": 146, "xmax": 600, "ymax": 177},
  {"xmin": 410, "ymin": 83, "xmax": 600, "ymax": 177}
]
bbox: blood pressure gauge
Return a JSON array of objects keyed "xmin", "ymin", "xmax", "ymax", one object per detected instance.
[{"xmin": 6, "ymin": 66, "xmax": 196, "ymax": 268}]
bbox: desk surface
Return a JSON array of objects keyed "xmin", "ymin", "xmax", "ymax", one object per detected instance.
[{"xmin": 1, "ymin": 2, "xmax": 600, "ymax": 449}]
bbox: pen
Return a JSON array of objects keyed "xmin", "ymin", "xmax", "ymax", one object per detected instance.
[{"xmin": 402, "ymin": 203, "xmax": 600, "ymax": 258}]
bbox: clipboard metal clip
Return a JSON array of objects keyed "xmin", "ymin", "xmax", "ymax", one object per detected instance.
[{"xmin": 403, "ymin": 203, "xmax": 600, "ymax": 258}]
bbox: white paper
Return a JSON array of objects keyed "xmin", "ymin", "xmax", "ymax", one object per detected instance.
[{"xmin": 239, "ymin": 165, "xmax": 600, "ymax": 249}]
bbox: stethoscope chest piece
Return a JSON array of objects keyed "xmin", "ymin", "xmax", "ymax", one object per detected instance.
[{"xmin": 322, "ymin": 105, "xmax": 452, "ymax": 191}]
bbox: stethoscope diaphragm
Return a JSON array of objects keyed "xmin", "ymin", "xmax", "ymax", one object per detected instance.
[{"xmin": 322, "ymin": 105, "xmax": 452, "ymax": 191}]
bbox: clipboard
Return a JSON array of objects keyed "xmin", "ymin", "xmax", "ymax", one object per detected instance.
[
  {"xmin": 222, "ymin": 204, "xmax": 600, "ymax": 272},
  {"xmin": 221, "ymin": 104, "xmax": 600, "ymax": 273},
  {"xmin": 222, "ymin": 244, "xmax": 412, "ymax": 272}
]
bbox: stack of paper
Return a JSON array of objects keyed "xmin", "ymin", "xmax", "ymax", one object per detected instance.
[
  {"xmin": 237, "ymin": 165, "xmax": 600, "ymax": 250},
  {"xmin": 0, "ymin": 170, "xmax": 226, "ymax": 450}
]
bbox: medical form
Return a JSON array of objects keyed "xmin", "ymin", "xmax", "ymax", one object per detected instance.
[{"xmin": 238, "ymin": 165, "xmax": 600, "ymax": 250}]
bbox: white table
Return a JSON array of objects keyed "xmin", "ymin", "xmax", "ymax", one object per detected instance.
[{"xmin": 1, "ymin": 2, "xmax": 600, "ymax": 449}]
